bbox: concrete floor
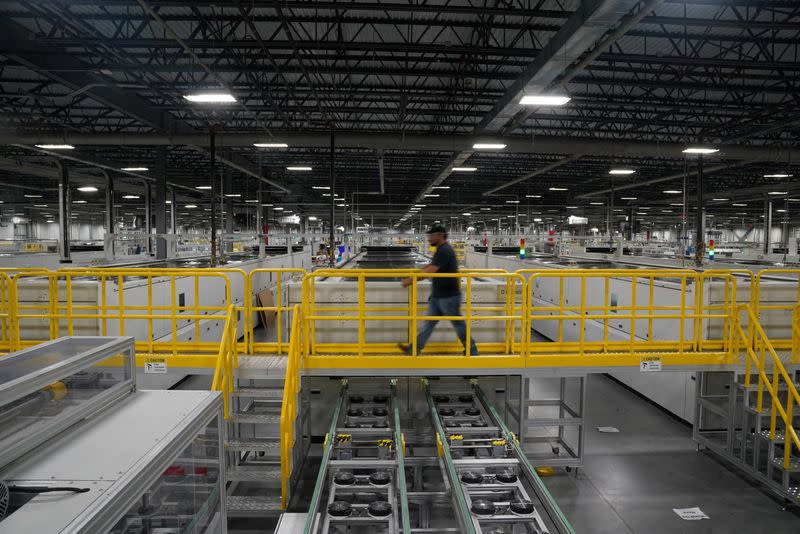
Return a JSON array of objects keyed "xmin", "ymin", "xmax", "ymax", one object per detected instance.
[{"xmin": 543, "ymin": 374, "xmax": 800, "ymax": 533}]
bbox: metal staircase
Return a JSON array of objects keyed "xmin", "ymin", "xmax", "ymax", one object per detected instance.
[{"xmin": 225, "ymin": 376, "xmax": 285, "ymax": 521}]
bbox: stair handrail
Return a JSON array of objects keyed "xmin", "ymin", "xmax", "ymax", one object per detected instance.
[
  {"xmin": 211, "ymin": 304, "xmax": 238, "ymax": 419},
  {"xmin": 736, "ymin": 304, "xmax": 800, "ymax": 468},
  {"xmin": 279, "ymin": 304, "xmax": 303, "ymax": 509}
]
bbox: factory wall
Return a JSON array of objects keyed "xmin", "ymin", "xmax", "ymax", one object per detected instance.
[{"xmin": 0, "ymin": 221, "xmax": 106, "ymax": 242}]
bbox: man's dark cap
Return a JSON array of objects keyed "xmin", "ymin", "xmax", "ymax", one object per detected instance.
[{"xmin": 427, "ymin": 224, "xmax": 447, "ymax": 235}]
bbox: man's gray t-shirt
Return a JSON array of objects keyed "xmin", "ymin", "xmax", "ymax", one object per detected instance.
[{"xmin": 430, "ymin": 242, "xmax": 460, "ymax": 298}]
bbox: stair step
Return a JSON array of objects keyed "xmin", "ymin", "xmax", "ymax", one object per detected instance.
[
  {"xmin": 232, "ymin": 413, "xmax": 281, "ymax": 424},
  {"xmin": 227, "ymin": 465, "xmax": 282, "ymax": 484},
  {"xmin": 758, "ymin": 429, "xmax": 787, "ymax": 441},
  {"xmin": 226, "ymin": 495, "xmax": 282, "ymax": 517},
  {"xmin": 770, "ymin": 456, "xmax": 800, "ymax": 472},
  {"xmin": 233, "ymin": 387, "xmax": 284, "ymax": 399},
  {"xmin": 226, "ymin": 439, "xmax": 282, "ymax": 452}
]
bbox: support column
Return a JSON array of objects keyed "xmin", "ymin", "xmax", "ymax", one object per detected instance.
[
  {"xmin": 626, "ymin": 206, "xmax": 634, "ymax": 241},
  {"xmin": 329, "ymin": 125, "xmax": 336, "ymax": 266},
  {"xmin": 694, "ymin": 155, "xmax": 705, "ymax": 266},
  {"xmin": 223, "ymin": 167, "xmax": 234, "ymax": 253},
  {"xmin": 209, "ymin": 128, "xmax": 218, "ymax": 266},
  {"xmin": 58, "ymin": 162, "xmax": 72, "ymax": 263},
  {"xmin": 104, "ymin": 171, "xmax": 114, "ymax": 260},
  {"xmin": 169, "ymin": 187, "xmax": 176, "ymax": 233},
  {"xmin": 763, "ymin": 199, "xmax": 773, "ymax": 254},
  {"xmin": 257, "ymin": 185, "xmax": 265, "ymax": 258},
  {"xmin": 144, "ymin": 181, "xmax": 152, "ymax": 256},
  {"xmin": 154, "ymin": 147, "xmax": 168, "ymax": 259}
]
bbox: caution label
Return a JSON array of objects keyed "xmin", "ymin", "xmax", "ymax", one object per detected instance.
[
  {"xmin": 640, "ymin": 355, "xmax": 662, "ymax": 372},
  {"xmin": 144, "ymin": 358, "xmax": 168, "ymax": 374}
]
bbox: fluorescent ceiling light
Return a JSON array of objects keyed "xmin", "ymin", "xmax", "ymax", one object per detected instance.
[
  {"xmin": 253, "ymin": 143, "xmax": 288, "ymax": 148},
  {"xmin": 225, "ymin": 194, "xmax": 241, "ymax": 198},
  {"xmin": 682, "ymin": 147, "xmax": 718, "ymax": 154},
  {"xmin": 480, "ymin": 207, "xmax": 491, "ymax": 211},
  {"xmin": 196, "ymin": 185, "xmax": 212, "ymax": 190},
  {"xmin": 245, "ymin": 199, "xmax": 259, "ymax": 203},
  {"xmin": 336, "ymin": 204, "xmax": 345, "ymax": 207},
  {"xmin": 506, "ymin": 200, "xmax": 520, "ymax": 204},
  {"xmin": 262, "ymin": 203, "xmax": 274, "ymax": 207},
  {"xmin": 733, "ymin": 203, "xmax": 747, "ymax": 207},
  {"xmin": 590, "ymin": 202, "xmax": 604, "ymax": 205},
  {"xmin": 621, "ymin": 196, "xmax": 637, "ymax": 200},
  {"xmin": 424, "ymin": 194, "xmax": 440, "ymax": 198},
  {"xmin": 768, "ymin": 191, "xmax": 788, "ymax": 195},
  {"xmin": 661, "ymin": 210, "xmax": 673, "ymax": 213},
  {"xmin": 433, "ymin": 186, "xmax": 450, "ymax": 190},
  {"xmin": 776, "ymin": 209, "xmax": 787, "ymax": 213},
  {"xmin": 308, "ymin": 216, "xmax": 318, "ymax": 221},
  {"xmin": 312, "ymin": 186, "xmax": 330, "ymax": 190},
  {"xmin": 414, "ymin": 204, "xmax": 427, "ymax": 207},
  {"xmin": 566, "ymin": 206, "xmax": 578, "ymax": 209},
  {"xmin": 549, "ymin": 187, "xmax": 567, "ymax": 191},
  {"xmin": 525, "ymin": 194, "xmax": 542, "ymax": 198},
  {"xmin": 35, "ymin": 144, "xmax": 74, "ymax": 150},
  {"xmin": 670, "ymin": 203, "xmax": 683, "ymax": 206},
  {"xmin": 609, "ymin": 169, "xmax": 636, "ymax": 175},
  {"xmin": 462, "ymin": 212, "xmax": 472, "ymax": 216},
  {"xmin": 533, "ymin": 218, "xmax": 542, "ymax": 222},
  {"xmin": 77, "ymin": 186, "xmax": 98, "ymax": 192},
  {"xmin": 33, "ymin": 204, "xmax": 48, "ymax": 208},
  {"xmin": 122, "ymin": 195, "xmax": 140, "ymax": 199},
  {"xmin": 763, "ymin": 173, "xmax": 793, "ymax": 178},
  {"xmin": 121, "ymin": 167, "xmax": 148, "ymax": 172},
  {"xmin": 712, "ymin": 198, "xmax": 729, "ymax": 201},
  {"xmin": 273, "ymin": 207, "xmax": 284, "ymax": 211},
  {"xmin": 472, "ymin": 143, "xmax": 506, "ymax": 150},
  {"xmin": 520, "ymin": 95, "xmax": 571, "ymax": 106},
  {"xmin": 452, "ymin": 166, "xmax": 477, "ymax": 172},
  {"xmin": 185, "ymin": 204, "xmax": 197, "ymax": 208},
  {"xmin": 73, "ymin": 200, "xmax": 87, "ymax": 204},
  {"xmin": 184, "ymin": 93, "xmax": 236, "ymax": 103},
  {"xmin": 663, "ymin": 190, "xmax": 681, "ymax": 194},
  {"xmin": 165, "ymin": 200, "xmax": 171, "ymax": 204},
  {"xmin": 286, "ymin": 166, "xmax": 312, "ymax": 171},
  {"xmin": 24, "ymin": 194, "xmax": 42, "ymax": 198}
]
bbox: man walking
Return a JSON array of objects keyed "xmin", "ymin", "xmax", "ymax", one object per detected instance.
[{"xmin": 398, "ymin": 225, "xmax": 479, "ymax": 355}]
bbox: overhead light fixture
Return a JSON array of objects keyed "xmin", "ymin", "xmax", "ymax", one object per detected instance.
[
  {"xmin": 566, "ymin": 205, "xmax": 578, "ymax": 209},
  {"xmin": 185, "ymin": 204, "xmax": 198, "ymax": 209},
  {"xmin": 462, "ymin": 212, "xmax": 472, "ymax": 216},
  {"xmin": 121, "ymin": 167, "xmax": 148, "ymax": 172},
  {"xmin": 776, "ymin": 209, "xmax": 787, "ymax": 213},
  {"xmin": 35, "ymin": 144, "xmax": 75, "ymax": 150},
  {"xmin": 732, "ymin": 203, "xmax": 747, "ymax": 207},
  {"xmin": 433, "ymin": 186, "xmax": 450, "ymax": 190},
  {"xmin": 506, "ymin": 200, "xmax": 520, "ymax": 204},
  {"xmin": 312, "ymin": 186, "xmax": 330, "ymax": 190},
  {"xmin": 525, "ymin": 194, "xmax": 542, "ymax": 198},
  {"xmin": 73, "ymin": 200, "xmax": 87, "ymax": 204},
  {"xmin": 763, "ymin": 173, "xmax": 793, "ymax": 178},
  {"xmin": 253, "ymin": 142, "xmax": 288, "ymax": 148},
  {"xmin": 245, "ymin": 199, "xmax": 259, "ymax": 203},
  {"xmin": 165, "ymin": 200, "xmax": 172, "ymax": 204},
  {"xmin": 184, "ymin": 92, "xmax": 236, "ymax": 103},
  {"xmin": 712, "ymin": 198, "xmax": 729, "ymax": 201},
  {"xmin": 621, "ymin": 196, "xmax": 637, "ymax": 200},
  {"xmin": 609, "ymin": 169, "xmax": 636, "ymax": 175},
  {"xmin": 261, "ymin": 203, "xmax": 274, "ymax": 207},
  {"xmin": 24, "ymin": 194, "xmax": 42, "ymax": 198},
  {"xmin": 682, "ymin": 147, "xmax": 718, "ymax": 154},
  {"xmin": 77, "ymin": 186, "xmax": 98, "ymax": 193},
  {"xmin": 225, "ymin": 194, "xmax": 241, "ymax": 198},
  {"xmin": 520, "ymin": 95, "xmax": 571, "ymax": 106},
  {"xmin": 549, "ymin": 187, "xmax": 567, "ymax": 191},
  {"xmin": 424, "ymin": 194, "xmax": 440, "ymax": 198},
  {"xmin": 122, "ymin": 195, "xmax": 140, "ymax": 199},
  {"xmin": 286, "ymin": 166, "xmax": 312, "ymax": 171},
  {"xmin": 273, "ymin": 207, "xmax": 284, "ymax": 211},
  {"xmin": 533, "ymin": 218, "xmax": 542, "ymax": 222},
  {"xmin": 670, "ymin": 203, "xmax": 684, "ymax": 206},
  {"xmin": 472, "ymin": 143, "xmax": 506, "ymax": 150},
  {"xmin": 414, "ymin": 204, "xmax": 427, "ymax": 207},
  {"xmin": 33, "ymin": 204, "xmax": 48, "ymax": 208},
  {"xmin": 590, "ymin": 202, "xmax": 604, "ymax": 205},
  {"xmin": 336, "ymin": 203, "xmax": 345, "ymax": 207},
  {"xmin": 196, "ymin": 185, "xmax": 212, "ymax": 190},
  {"xmin": 768, "ymin": 191, "xmax": 788, "ymax": 195},
  {"xmin": 452, "ymin": 167, "xmax": 477, "ymax": 172},
  {"xmin": 663, "ymin": 190, "xmax": 681, "ymax": 194},
  {"xmin": 480, "ymin": 207, "xmax": 491, "ymax": 211}
]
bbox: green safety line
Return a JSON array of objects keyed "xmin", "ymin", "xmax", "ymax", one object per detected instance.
[
  {"xmin": 391, "ymin": 382, "xmax": 412, "ymax": 534},
  {"xmin": 475, "ymin": 385, "xmax": 576, "ymax": 534},
  {"xmin": 424, "ymin": 385, "xmax": 478, "ymax": 534},
  {"xmin": 302, "ymin": 382, "xmax": 346, "ymax": 534}
]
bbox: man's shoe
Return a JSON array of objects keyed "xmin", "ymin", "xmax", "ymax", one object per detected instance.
[{"xmin": 398, "ymin": 343, "xmax": 413, "ymax": 355}]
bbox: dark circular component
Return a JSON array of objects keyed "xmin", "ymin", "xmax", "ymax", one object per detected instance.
[
  {"xmin": 347, "ymin": 408, "xmax": 363, "ymax": 417},
  {"xmin": 433, "ymin": 395, "xmax": 450, "ymax": 403},
  {"xmin": 458, "ymin": 394, "xmax": 473, "ymax": 403},
  {"xmin": 460, "ymin": 471, "xmax": 483, "ymax": 484},
  {"xmin": 471, "ymin": 421, "xmax": 488, "ymax": 427},
  {"xmin": 464, "ymin": 407, "xmax": 481, "ymax": 416},
  {"xmin": 470, "ymin": 499, "xmax": 496, "ymax": 516},
  {"xmin": 368, "ymin": 500, "xmax": 393, "ymax": 518},
  {"xmin": 349, "ymin": 395, "xmax": 364, "ymax": 403},
  {"xmin": 373, "ymin": 395, "xmax": 388, "ymax": 403},
  {"xmin": 495, "ymin": 471, "xmax": 518, "ymax": 484},
  {"xmin": 372, "ymin": 407, "xmax": 388, "ymax": 417},
  {"xmin": 372, "ymin": 421, "xmax": 389, "ymax": 428},
  {"xmin": 369, "ymin": 471, "xmax": 392, "ymax": 486},
  {"xmin": 510, "ymin": 501, "xmax": 535, "ymax": 515},
  {"xmin": 328, "ymin": 501, "xmax": 352, "ymax": 517},
  {"xmin": 333, "ymin": 472, "xmax": 355, "ymax": 486},
  {"xmin": 439, "ymin": 408, "xmax": 455, "ymax": 417}
]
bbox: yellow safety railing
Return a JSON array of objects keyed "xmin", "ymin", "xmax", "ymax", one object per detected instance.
[
  {"xmin": 0, "ymin": 272, "xmax": 18, "ymax": 352},
  {"xmin": 279, "ymin": 304, "xmax": 303, "ymax": 509},
  {"xmin": 247, "ymin": 268, "xmax": 306, "ymax": 355},
  {"xmin": 735, "ymin": 304, "xmax": 800, "ymax": 468},
  {"xmin": 521, "ymin": 269, "xmax": 739, "ymax": 366},
  {"xmin": 211, "ymin": 304, "xmax": 239, "ymax": 418},
  {"xmin": 753, "ymin": 269, "xmax": 800, "ymax": 351}
]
